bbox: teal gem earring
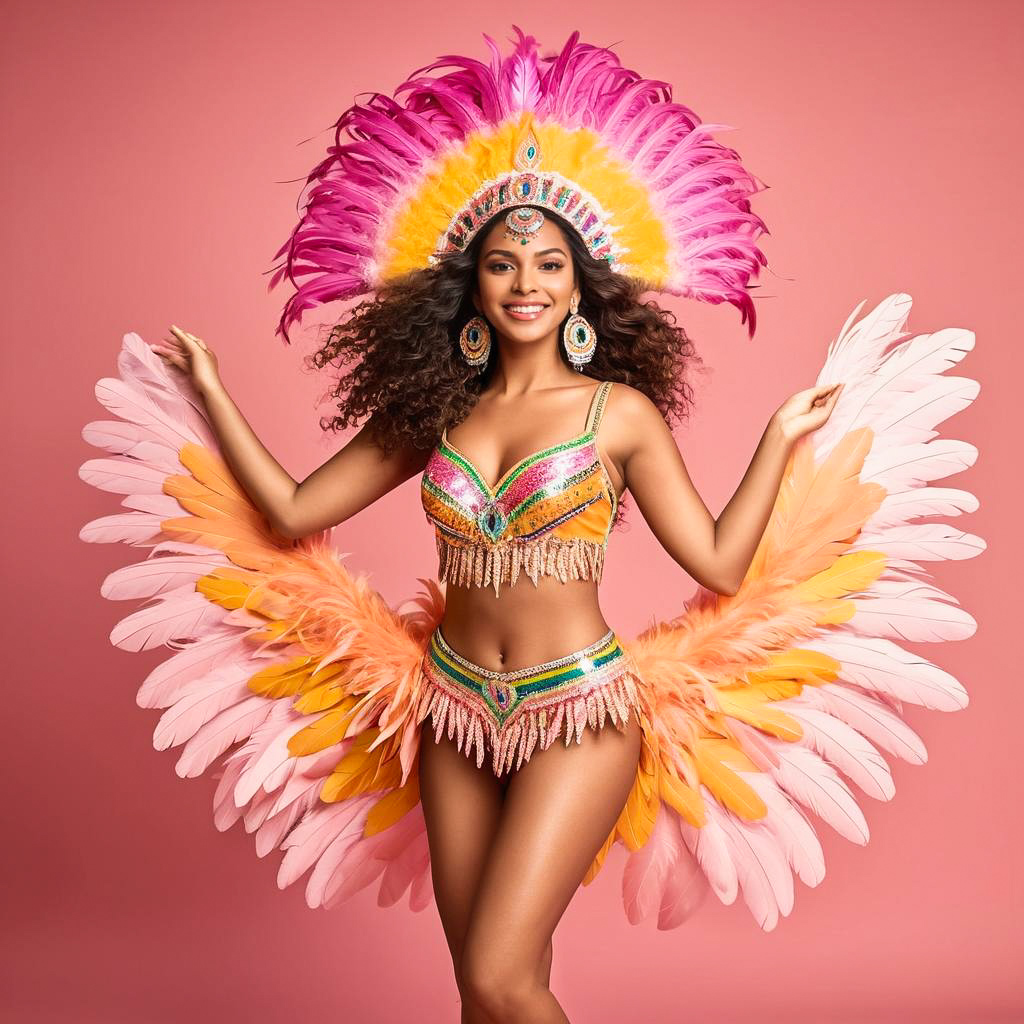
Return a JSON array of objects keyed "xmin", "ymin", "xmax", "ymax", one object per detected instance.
[
  {"xmin": 459, "ymin": 314, "xmax": 491, "ymax": 371},
  {"xmin": 562, "ymin": 295, "xmax": 597, "ymax": 371}
]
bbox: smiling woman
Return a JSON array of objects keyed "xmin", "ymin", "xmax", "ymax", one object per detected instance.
[
  {"xmin": 79, "ymin": 26, "xmax": 982, "ymax": 1024},
  {"xmin": 304, "ymin": 202, "xmax": 702, "ymax": 485},
  {"xmin": 485, "ymin": 245, "xmax": 564, "ymax": 320}
]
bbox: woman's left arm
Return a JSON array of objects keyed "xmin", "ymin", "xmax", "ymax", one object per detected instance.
[{"xmin": 613, "ymin": 382, "xmax": 843, "ymax": 596}]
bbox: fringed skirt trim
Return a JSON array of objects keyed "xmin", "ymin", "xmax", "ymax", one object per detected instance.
[{"xmin": 416, "ymin": 625, "xmax": 643, "ymax": 777}]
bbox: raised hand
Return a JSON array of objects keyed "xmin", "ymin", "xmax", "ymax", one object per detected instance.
[
  {"xmin": 150, "ymin": 325, "xmax": 223, "ymax": 398},
  {"xmin": 771, "ymin": 382, "xmax": 844, "ymax": 444}
]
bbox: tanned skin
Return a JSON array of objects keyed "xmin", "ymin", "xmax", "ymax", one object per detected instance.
[{"xmin": 153, "ymin": 215, "xmax": 840, "ymax": 1023}]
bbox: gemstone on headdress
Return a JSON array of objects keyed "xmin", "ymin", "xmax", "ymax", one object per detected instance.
[
  {"xmin": 432, "ymin": 170, "xmax": 625, "ymax": 269},
  {"xmin": 514, "ymin": 128, "xmax": 542, "ymax": 171},
  {"xmin": 503, "ymin": 205, "xmax": 545, "ymax": 245}
]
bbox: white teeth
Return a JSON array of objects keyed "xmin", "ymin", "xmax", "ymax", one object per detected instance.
[{"xmin": 506, "ymin": 305, "xmax": 546, "ymax": 313}]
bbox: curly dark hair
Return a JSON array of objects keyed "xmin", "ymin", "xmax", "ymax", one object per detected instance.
[{"xmin": 308, "ymin": 206, "xmax": 704, "ymax": 528}]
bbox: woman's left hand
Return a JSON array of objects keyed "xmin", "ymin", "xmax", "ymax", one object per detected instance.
[{"xmin": 771, "ymin": 382, "xmax": 844, "ymax": 444}]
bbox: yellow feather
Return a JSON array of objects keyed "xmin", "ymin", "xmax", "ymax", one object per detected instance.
[
  {"xmin": 293, "ymin": 681, "xmax": 357, "ymax": 715},
  {"xmin": 249, "ymin": 619, "xmax": 300, "ymax": 644},
  {"xmin": 365, "ymin": 774, "xmax": 421, "ymax": 835},
  {"xmin": 747, "ymin": 677, "xmax": 805, "ymax": 700},
  {"xmin": 693, "ymin": 738, "xmax": 767, "ymax": 820},
  {"xmin": 796, "ymin": 549, "xmax": 887, "ymax": 602},
  {"xmin": 195, "ymin": 570, "xmax": 255, "ymax": 610},
  {"xmin": 321, "ymin": 730, "xmax": 382, "ymax": 801},
  {"xmin": 287, "ymin": 705, "xmax": 361, "ymax": 757},
  {"xmin": 809, "ymin": 599, "xmax": 857, "ymax": 626},
  {"xmin": 381, "ymin": 113, "xmax": 671, "ymax": 287},
  {"xmin": 713, "ymin": 687, "xmax": 803, "ymax": 741},
  {"xmin": 659, "ymin": 768, "xmax": 706, "ymax": 827},
  {"xmin": 247, "ymin": 656, "xmax": 316, "ymax": 699},
  {"xmin": 747, "ymin": 648, "xmax": 841, "ymax": 687},
  {"xmin": 614, "ymin": 754, "xmax": 660, "ymax": 852}
]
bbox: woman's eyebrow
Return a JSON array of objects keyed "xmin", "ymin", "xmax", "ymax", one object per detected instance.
[{"xmin": 483, "ymin": 247, "xmax": 568, "ymax": 258}]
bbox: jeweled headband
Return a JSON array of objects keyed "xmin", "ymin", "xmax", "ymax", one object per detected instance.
[{"xmin": 270, "ymin": 27, "xmax": 770, "ymax": 342}]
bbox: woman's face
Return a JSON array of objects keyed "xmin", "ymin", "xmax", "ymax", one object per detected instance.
[{"xmin": 472, "ymin": 210, "xmax": 578, "ymax": 345}]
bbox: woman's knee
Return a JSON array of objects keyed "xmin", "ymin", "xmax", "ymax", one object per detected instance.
[{"xmin": 459, "ymin": 946, "xmax": 542, "ymax": 1019}]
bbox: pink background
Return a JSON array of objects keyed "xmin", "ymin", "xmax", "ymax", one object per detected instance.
[{"xmin": 2, "ymin": 1, "xmax": 1019, "ymax": 1021}]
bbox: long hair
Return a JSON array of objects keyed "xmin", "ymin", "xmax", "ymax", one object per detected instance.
[{"xmin": 309, "ymin": 207, "xmax": 704, "ymax": 526}]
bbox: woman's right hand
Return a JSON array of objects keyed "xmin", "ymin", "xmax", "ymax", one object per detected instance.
[{"xmin": 150, "ymin": 325, "xmax": 223, "ymax": 397}]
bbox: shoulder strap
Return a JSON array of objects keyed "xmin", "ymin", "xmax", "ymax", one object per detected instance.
[{"xmin": 584, "ymin": 380, "xmax": 613, "ymax": 435}]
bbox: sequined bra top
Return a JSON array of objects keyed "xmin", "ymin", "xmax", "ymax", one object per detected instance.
[{"xmin": 420, "ymin": 381, "xmax": 617, "ymax": 596}]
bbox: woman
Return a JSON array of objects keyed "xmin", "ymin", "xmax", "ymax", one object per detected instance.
[
  {"xmin": 152, "ymin": 199, "xmax": 838, "ymax": 1022},
  {"xmin": 86, "ymin": 27, "xmax": 980, "ymax": 1024}
]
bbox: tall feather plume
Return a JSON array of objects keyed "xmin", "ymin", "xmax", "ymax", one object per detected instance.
[{"xmin": 268, "ymin": 26, "xmax": 768, "ymax": 342}]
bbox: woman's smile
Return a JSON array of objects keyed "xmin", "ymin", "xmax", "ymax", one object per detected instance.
[{"xmin": 502, "ymin": 302, "xmax": 550, "ymax": 321}]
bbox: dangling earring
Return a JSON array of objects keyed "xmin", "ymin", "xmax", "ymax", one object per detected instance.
[
  {"xmin": 459, "ymin": 314, "xmax": 491, "ymax": 371},
  {"xmin": 562, "ymin": 294, "xmax": 597, "ymax": 371}
]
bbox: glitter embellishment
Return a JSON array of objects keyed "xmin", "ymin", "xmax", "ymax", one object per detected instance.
[
  {"xmin": 428, "ymin": 170, "xmax": 626, "ymax": 269},
  {"xmin": 504, "ymin": 205, "xmax": 546, "ymax": 245},
  {"xmin": 420, "ymin": 382, "xmax": 618, "ymax": 595},
  {"xmin": 417, "ymin": 626, "xmax": 644, "ymax": 776},
  {"xmin": 514, "ymin": 128, "xmax": 542, "ymax": 171}
]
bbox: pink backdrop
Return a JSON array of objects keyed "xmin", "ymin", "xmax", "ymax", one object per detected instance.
[{"xmin": 3, "ymin": 1, "xmax": 1018, "ymax": 1021}]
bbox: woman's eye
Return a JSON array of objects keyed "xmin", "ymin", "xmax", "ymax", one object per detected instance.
[{"xmin": 487, "ymin": 261, "xmax": 564, "ymax": 272}]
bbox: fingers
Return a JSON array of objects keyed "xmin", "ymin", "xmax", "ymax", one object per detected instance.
[
  {"xmin": 813, "ymin": 382, "xmax": 844, "ymax": 407},
  {"xmin": 151, "ymin": 325, "xmax": 207, "ymax": 370},
  {"xmin": 169, "ymin": 325, "xmax": 206, "ymax": 349},
  {"xmin": 150, "ymin": 342, "xmax": 186, "ymax": 369}
]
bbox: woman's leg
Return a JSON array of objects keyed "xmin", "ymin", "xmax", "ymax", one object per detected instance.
[
  {"xmin": 459, "ymin": 713, "xmax": 643, "ymax": 1024},
  {"xmin": 418, "ymin": 728, "xmax": 553, "ymax": 1021}
]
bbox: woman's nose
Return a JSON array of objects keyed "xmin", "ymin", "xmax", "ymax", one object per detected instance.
[{"xmin": 512, "ymin": 269, "xmax": 537, "ymax": 293}]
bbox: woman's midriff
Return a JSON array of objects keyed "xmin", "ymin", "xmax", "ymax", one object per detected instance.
[{"xmin": 439, "ymin": 573, "xmax": 611, "ymax": 672}]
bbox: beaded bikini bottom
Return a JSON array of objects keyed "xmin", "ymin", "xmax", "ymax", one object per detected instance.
[{"xmin": 416, "ymin": 626, "xmax": 644, "ymax": 776}]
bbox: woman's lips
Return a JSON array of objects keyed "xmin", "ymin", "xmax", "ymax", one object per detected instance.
[{"xmin": 503, "ymin": 304, "xmax": 549, "ymax": 321}]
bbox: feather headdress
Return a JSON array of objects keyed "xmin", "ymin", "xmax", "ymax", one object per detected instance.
[{"xmin": 269, "ymin": 27, "xmax": 770, "ymax": 342}]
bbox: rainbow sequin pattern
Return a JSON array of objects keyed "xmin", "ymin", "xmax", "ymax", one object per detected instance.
[
  {"xmin": 417, "ymin": 626, "xmax": 642, "ymax": 775},
  {"xmin": 420, "ymin": 382, "xmax": 616, "ymax": 595}
]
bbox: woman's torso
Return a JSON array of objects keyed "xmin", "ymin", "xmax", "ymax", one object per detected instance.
[{"xmin": 421, "ymin": 378, "xmax": 623, "ymax": 671}]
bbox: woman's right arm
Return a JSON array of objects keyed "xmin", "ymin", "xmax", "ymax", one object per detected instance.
[
  {"xmin": 200, "ymin": 381, "xmax": 428, "ymax": 539},
  {"xmin": 153, "ymin": 327, "xmax": 429, "ymax": 540}
]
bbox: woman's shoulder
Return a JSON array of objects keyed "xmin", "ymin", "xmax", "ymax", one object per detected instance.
[
  {"xmin": 593, "ymin": 381, "xmax": 668, "ymax": 467},
  {"xmin": 600, "ymin": 380, "xmax": 661, "ymax": 422}
]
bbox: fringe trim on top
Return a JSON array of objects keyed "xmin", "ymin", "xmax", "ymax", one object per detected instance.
[
  {"xmin": 437, "ymin": 533, "xmax": 606, "ymax": 596},
  {"xmin": 416, "ymin": 660, "xmax": 644, "ymax": 777}
]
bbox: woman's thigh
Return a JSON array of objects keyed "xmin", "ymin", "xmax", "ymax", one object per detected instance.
[
  {"xmin": 461, "ymin": 714, "xmax": 643, "ymax": 983},
  {"xmin": 418, "ymin": 728, "xmax": 508, "ymax": 968}
]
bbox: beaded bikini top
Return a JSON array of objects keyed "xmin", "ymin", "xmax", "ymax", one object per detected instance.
[{"xmin": 420, "ymin": 381, "xmax": 617, "ymax": 596}]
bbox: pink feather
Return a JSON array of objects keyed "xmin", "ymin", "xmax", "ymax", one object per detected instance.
[{"xmin": 80, "ymin": 290, "xmax": 982, "ymax": 932}]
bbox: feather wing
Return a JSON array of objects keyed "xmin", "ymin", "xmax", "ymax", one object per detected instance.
[
  {"xmin": 80, "ymin": 333, "xmax": 442, "ymax": 914},
  {"xmin": 602, "ymin": 293, "xmax": 983, "ymax": 931}
]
